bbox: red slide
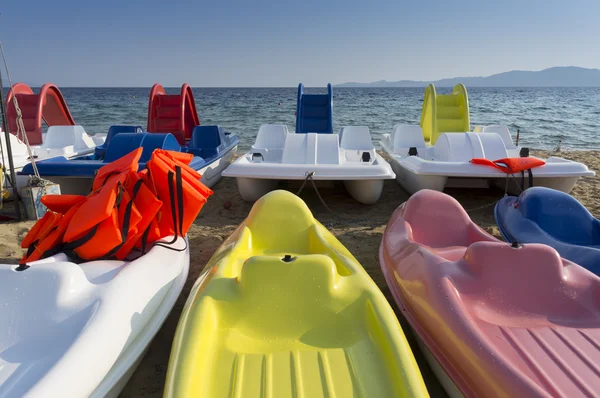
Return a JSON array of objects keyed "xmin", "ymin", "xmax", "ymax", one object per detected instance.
[
  {"xmin": 6, "ymin": 83, "xmax": 76, "ymax": 145},
  {"xmin": 147, "ymin": 83, "xmax": 200, "ymax": 145}
]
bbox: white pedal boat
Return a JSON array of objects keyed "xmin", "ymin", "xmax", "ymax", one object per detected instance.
[
  {"xmin": 0, "ymin": 236, "xmax": 189, "ymax": 398},
  {"xmin": 223, "ymin": 124, "xmax": 395, "ymax": 204},
  {"xmin": 381, "ymin": 124, "xmax": 594, "ymax": 194},
  {"xmin": 1, "ymin": 125, "xmax": 105, "ymax": 191}
]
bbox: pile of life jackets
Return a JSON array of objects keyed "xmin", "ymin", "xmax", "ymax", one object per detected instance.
[{"xmin": 20, "ymin": 148, "xmax": 213, "ymax": 264}]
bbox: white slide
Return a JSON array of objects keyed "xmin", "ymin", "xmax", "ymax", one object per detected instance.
[
  {"xmin": 223, "ymin": 124, "xmax": 395, "ymax": 204},
  {"xmin": 381, "ymin": 124, "xmax": 594, "ymax": 194},
  {"xmin": 0, "ymin": 236, "xmax": 189, "ymax": 398}
]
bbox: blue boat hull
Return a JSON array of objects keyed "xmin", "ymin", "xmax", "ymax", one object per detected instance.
[{"xmin": 495, "ymin": 187, "xmax": 600, "ymax": 275}]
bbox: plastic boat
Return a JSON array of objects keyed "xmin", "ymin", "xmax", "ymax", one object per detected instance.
[
  {"xmin": 0, "ymin": 236, "xmax": 189, "ymax": 398},
  {"xmin": 165, "ymin": 190, "xmax": 428, "ymax": 397},
  {"xmin": 495, "ymin": 186, "xmax": 600, "ymax": 275},
  {"xmin": 380, "ymin": 84, "xmax": 594, "ymax": 194},
  {"xmin": 21, "ymin": 127, "xmax": 238, "ymax": 194},
  {"xmin": 1, "ymin": 83, "xmax": 106, "ymax": 195},
  {"xmin": 223, "ymin": 84, "xmax": 395, "ymax": 204},
  {"xmin": 2, "ymin": 126, "xmax": 105, "ymax": 196},
  {"xmin": 380, "ymin": 189, "xmax": 600, "ymax": 398}
]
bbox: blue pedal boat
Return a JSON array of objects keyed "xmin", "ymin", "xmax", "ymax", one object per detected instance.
[
  {"xmin": 495, "ymin": 186, "xmax": 600, "ymax": 274},
  {"xmin": 20, "ymin": 125, "xmax": 239, "ymax": 195}
]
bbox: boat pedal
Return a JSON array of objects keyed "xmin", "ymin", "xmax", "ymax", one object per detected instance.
[
  {"xmin": 281, "ymin": 254, "xmax": 297, "ymax": 262},
  {"xmin": 408, "ymin": 147, "xmax": 418, "ymax": 156}
]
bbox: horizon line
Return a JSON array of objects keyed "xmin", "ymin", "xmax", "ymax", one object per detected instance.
[{"xmin": 4, "ymin": 85, "xmax": 600, "ymax": 89}]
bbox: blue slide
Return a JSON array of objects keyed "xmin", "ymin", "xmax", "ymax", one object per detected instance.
[
  {"xmin": 295, "ymin": 83, "xmax": 333, "ymax": 134},
  {"xmin": 495, "ymin": 186, "xmax": 600, "ymax": 274}
]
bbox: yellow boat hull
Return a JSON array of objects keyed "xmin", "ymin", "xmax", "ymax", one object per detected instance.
[{"xmin": 165, "ymin": 190, "xmax": 428, "ymax": 397}]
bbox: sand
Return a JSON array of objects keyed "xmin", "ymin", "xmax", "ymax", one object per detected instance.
[{"xmin": 1, "ymin": 149, "xmax": 599, "ymax": 397}]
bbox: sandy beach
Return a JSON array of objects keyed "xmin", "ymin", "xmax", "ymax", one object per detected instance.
[{"xmin": 1, "ymin": 149, "xmax": 599, "ymax": 397}]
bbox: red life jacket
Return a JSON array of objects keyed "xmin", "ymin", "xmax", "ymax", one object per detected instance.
[
  {"xmin": 471, "ymin": 156, "xmax": 546, "ymax": 191},
  {"xmin": 471, "ymin": 157, "xmax": 546, "ymax": 174}
]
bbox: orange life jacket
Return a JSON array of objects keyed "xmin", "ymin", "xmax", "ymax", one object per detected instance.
[
  {"xmin": 20, "ymin": 147, "xmax": 213, "ymax": 264},
  {"xmin": 20, "ymin": 202, "xmax": 84, "ymax": 263},
  {"xmin": 471, "ymin": 157, "xmax": 546, "ymax": 174},
  {"xmin": 145, "ymin": 149, "xmax": 213, "ymax": 240},
  {"xmin": 471, "ymin": 156, "xmax": 546, "ymax": 191},
  {"xmin": 41, "ymin": 194, "xmax": 87, "ymax": 213},
  {"xmin": 114, "ymin": 172, "xmax": 163, "ymax": 259},
  {"xmin": 92, "ymin": 147, "xmax": 143, "ymax": 191}
]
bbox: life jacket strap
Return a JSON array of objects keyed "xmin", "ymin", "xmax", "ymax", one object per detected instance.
[
  {"xmin": 520, "ymin": 169, "xmax": 534, "ymax": 191},
  {"xmin": 96, "ymin": 178, "xmax": 145, "ymax": 260}
]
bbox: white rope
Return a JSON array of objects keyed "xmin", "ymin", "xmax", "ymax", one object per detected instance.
[{"xmin": 0, "ymin": 41, "xmax": 40, "ymax": 178}]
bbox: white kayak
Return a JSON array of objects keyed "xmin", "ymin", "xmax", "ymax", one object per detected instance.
[{"xmin": 0, "ymin": 236, "xmax": 189, "ymax": 398}]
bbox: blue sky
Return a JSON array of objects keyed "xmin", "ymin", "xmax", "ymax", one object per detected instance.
[{"xmin": 1, "ymin": 0, "xmax": 599, "ymax": 87}]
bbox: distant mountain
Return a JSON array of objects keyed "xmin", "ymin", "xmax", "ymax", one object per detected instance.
[{"xmin": 337, "ymin": 66, "xmax": 600, "ymax": 87}]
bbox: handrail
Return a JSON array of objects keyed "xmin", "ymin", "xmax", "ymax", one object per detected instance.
[
  {"xmin": 452, "ymin": 83, "xmax": 470, "ymax": 131},
  {"xmin": 295, "ymin": 83, "xmax": 304, "ymax": 133},
  {"xmin": 147, "ymin": 83, "xmax": 166, "ymax": 131},
  {"xmin": 420, "ymin": 83, "xmax": 437, "ymax": 143},
  {"xmin": 326, "ymin": 83, "xmax": 333, "ymax": 134}
]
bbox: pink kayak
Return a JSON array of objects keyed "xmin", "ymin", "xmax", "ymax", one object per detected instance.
[{"xmin": 379, "ymin": 189, "xmax": 600, "ymax": 398}]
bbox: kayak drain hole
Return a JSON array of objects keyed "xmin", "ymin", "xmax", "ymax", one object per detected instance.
[
  {"xmin": 510, "ymin": 241, "xmax": 522, "ymax": 249},
  {"xmin": 282, "ymin": 255, "xmax": 296, "ymax": 263},
  {"xmin": 15, "ymin": 264, "xmax": 30, "ymax": 271}
]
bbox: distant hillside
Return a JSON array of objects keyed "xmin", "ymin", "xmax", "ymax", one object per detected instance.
[{"xmin": 337, "ymin": 66, "xmax": 600, "ymax": 87}]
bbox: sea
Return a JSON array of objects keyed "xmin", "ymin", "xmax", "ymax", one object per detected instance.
[{"xmin": 16, "ymin": 86, "xmax": 600, "ymax": 151}]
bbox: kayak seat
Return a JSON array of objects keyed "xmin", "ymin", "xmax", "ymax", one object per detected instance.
[
  {"xmin": 401, "ymin": 188, "xmax": 490, "ymax": 251},
  {"xmin": 518, "ymin": 187, "xmax": 600, "ymax": 245},
  {"xmin": 190, "ymin": 125, "xmax": 223, "ymax": 159},
  {"xmin": 95, "ymin": 125, "xmax": 143, "ymax": 159},
  {"xmin": 39, "ymin": 126, "xmax": 94, "ymax": 152},
  {"xmin": 340, "ymin": 126, "xmax": 375, "ymax": 162},
  {"xmin": 249, "ymin": 124, "xmax": 288, "ymax": 162}
]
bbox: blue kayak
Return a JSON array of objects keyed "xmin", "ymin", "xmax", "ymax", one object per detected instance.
[{"xmin": 495, "ymin": 186, "xmax": 600, "ymax": 274}]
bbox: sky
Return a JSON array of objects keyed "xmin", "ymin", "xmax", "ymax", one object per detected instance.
[{"xmin": 0, "ymin": 0, "xmax": 599, "ymax": 87}]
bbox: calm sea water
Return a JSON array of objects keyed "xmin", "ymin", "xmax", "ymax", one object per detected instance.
[{"xmin": 23, "ymin": 87, "xmax": 600, "ymax": 150}]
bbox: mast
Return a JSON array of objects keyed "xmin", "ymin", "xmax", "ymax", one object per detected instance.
[{"xmin": 0, "ymin": 66, "xmax": 22, "ymax": 220}]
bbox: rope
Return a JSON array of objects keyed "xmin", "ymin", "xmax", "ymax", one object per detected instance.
[
  {"xmin": 296, "ymin": 171, "xmax": 531, "ymax": 219},
  {"xmin": 296, "ymin": 171, "xmax": 336, "ymax": 214},
  {"xmin": 0, "ymin": 41, "xmax": 40, "ymax": 178},
  {"xmin": 295, "ymin": 172, "xmax": 383, "ymax": 226}
]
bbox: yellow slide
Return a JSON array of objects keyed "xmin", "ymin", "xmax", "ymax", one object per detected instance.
[
  {"xmin": 165, "ymin": 190, "xmax": 428, "ymax": 398},
  {"xmin": 420, "ymin": 83, "xmax": 470, "ymax": 145}
]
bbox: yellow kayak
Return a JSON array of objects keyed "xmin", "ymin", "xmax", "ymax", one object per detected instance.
[{"xmin": 165, "ymin": 190, "xmax": 428, "ymax": 397}]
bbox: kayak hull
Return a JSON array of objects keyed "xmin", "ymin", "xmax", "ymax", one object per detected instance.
[
  {"xmin": 380, "ymin": 189, "xmax": 600, "ymax": 398},
  {"xmin": 0, "ymin": 237, "xmax": 189, "ymax": 398},
  {"xmin": 165, "ymin": 190, "xmax": 428, "ymax": 397}
]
